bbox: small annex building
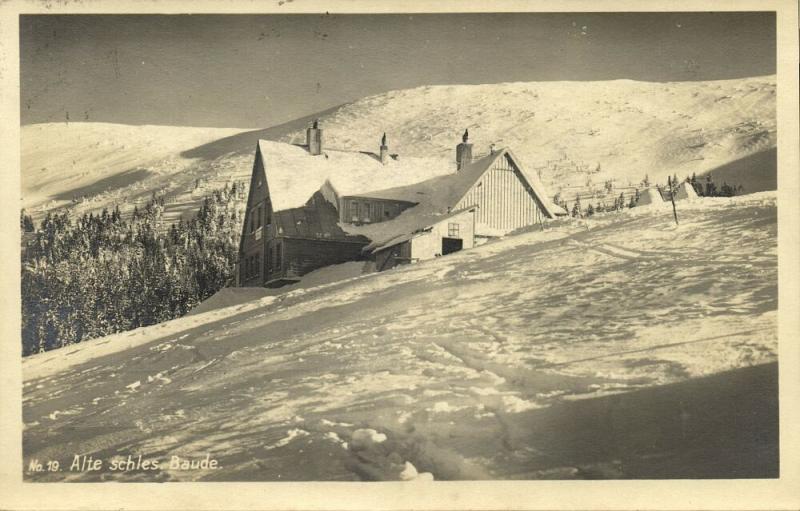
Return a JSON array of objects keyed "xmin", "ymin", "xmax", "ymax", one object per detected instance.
[
  {"xmin": 637, "ymin": 187, "xmax": 667, "ymax": 207},
  {"xmin": 674, "ymin": 181, "xmax": 699, "ymax": 201},
  {"xmin": 237, "ymin": 122, "xmax": 559, "ymax": 287},
  {"xmin": 370, "ymin": 208, "xmax": 477, "ymax": 271}
]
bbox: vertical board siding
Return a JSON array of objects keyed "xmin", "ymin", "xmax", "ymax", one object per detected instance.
[
  {"xmin": 456, "ymin": 154, "xmax": 546, "ymax": 235},
  {"xmin": 239, "ymin": 151, "xmax": 271, "ymax": 286}
]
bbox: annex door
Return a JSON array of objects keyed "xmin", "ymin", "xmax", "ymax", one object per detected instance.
[{"xmin": 441, "ymin": 237, "xmax": 463, "ymax": 255}]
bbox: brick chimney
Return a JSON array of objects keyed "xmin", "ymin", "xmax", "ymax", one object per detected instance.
[
  {"xmin": 456, "ymin": 129, "xmax": 473, "ymax": 171},
  {"xmin": 307, "ymin": 119, "xmax": 323, "ymax": 155},
  {"xmin": 379, "ymin": 132, "xmax": 389, "ymax": 164}
]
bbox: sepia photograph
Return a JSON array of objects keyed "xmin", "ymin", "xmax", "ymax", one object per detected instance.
[{"xmin": 2, "ymin": 0, "xmax": 799, "ymax": 509}]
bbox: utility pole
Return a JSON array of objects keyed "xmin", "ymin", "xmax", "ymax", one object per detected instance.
[{"xmin": 668, "ymin": 176, "xmax": 679, "ymax": 225}]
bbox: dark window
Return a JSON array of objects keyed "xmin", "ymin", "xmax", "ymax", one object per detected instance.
[
  {"xmin": 350, "ymin": 201, "xmax": 360, "ymax": 222},
  {"xmin": 448, "ymin": 223, "xmax": 460, "ymax": 238},
  {"xmin": 255, "ymin": 253, "xmax": 261, "ymax": 278}
]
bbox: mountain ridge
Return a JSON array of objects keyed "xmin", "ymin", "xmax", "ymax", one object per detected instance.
[{"xmin": 21, "ymin": 75, "xmax": 776, "ymax": 222}]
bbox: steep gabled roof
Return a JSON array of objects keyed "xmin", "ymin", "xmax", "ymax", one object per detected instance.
[
  {"xmin": 348, "ymin": 150, "xmax": 501, "ymax": 207},
  {"xmin": 341, "ymin": 149, "xmax": 557, "ymax": 248},
  {"xmin": 502, "ymin": 149, "xmax": 557, "ymax": 219},
  {"xmin": 345, "ymin": 149, "xmax": 556, "ymax": 219},
  {"xmin": 256, "ymin": 139, "xmax": 559, "ymax": 251},
  {"xmin": 257, "ymin": 140, "xmax": 453, "ymax": 212}
]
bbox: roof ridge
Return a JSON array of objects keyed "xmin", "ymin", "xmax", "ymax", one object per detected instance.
[{"xmin": 258, "ymin": 138, "xmax": 446, "ymax": 160}]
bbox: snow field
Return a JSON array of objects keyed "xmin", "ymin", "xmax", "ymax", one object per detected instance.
[{"xmin": 23, "ymin": 193, "xmax": 777, "ymax": 481}]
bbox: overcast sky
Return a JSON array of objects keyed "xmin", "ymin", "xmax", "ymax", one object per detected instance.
[{"xmin": 20, "ymin": 12, "xmax": 775, "ymax": 128}]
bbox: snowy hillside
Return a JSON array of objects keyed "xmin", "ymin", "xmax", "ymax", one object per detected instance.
[
  {"xmin": 281, "ymin": 76, "xmax": 776, "ymax": 194},
  {"xmin": 21, "ymin": 123, "xmax": 250, "ymax": 223},
  {"xmin": 21, "ymin": 76, "xmax": 776, "ymax": 225},
  {"xmin": 23, "ymin": 194, "xmax": 778, "ymax": 481}
]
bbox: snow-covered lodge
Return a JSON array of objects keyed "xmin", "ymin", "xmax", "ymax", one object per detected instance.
[{"xmin": 237, "ymin": 122, "xmax": 561, "ymax": 287}]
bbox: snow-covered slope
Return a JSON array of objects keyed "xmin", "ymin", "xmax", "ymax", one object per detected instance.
[
  {"xmin": 21, "ymin": 123, "xmax": 251, "ymax": 222},
  {"xmin": 281, "ymin": 76, "xmax": 776, "ymax": 194},
  {"xmin": 22, "ymin": 194, "xmax": 777, "ymax": 481},
  {"xmin": 21, "ymin": 76, "xmax": 776, "ymax": 225}
]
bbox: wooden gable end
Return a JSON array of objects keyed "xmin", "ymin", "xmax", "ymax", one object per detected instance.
[
  {"xmin": 239, "ymin": 147, "xmax": 273, "ymax": 286},
  {"xmin": 240, "ymin": 148, "xmax": 272, "ymax": 253},
  {"xmin": 455, "ymin": 152, "xmax": 548, "ymax": 235}
]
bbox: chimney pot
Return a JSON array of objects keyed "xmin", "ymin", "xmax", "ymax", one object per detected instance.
[
  {"xmin": 307, "ymin": 119, "xmax": 323, "ymax": 155},
  {"xmin": 456, "ymin": 129, "xmax": 473, "ymax": 171},
  {"xmin": 379, "ymin": 132, "xmax": 389, "ymax": 164}
]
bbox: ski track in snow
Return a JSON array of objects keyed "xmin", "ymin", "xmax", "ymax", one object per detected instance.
[{"xmin": 22, "ymin": 194, "xmax": 777, "ymax": 481}]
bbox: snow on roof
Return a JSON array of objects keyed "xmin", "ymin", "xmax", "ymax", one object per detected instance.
[
  {"xmin": 258, "ymin": 141, "xmax": 559, "ymax": 249},
  {"xmin": 366, "ymin": 207, "xmax": 476, "ymax": 253},
  {"xmin": 338, "ymin": 152, "xmax": 503, "ymax": 248},
  {"xmin": 369, "ymin": 232, "xmax": 417, "ymax": 253},
  {"xmin": 341, "ymin": 149, "xmax": 558, "ymax": 245},
  {"xmin": 351, "ymin": 150, "xmax": 500, "ymax": 205},
  {"xmin": 257, "ymin": 140, "xmax": 454, "ymax": 212},
  {"xmin": 348, "ymin": 148, "xmax": 556, "ymax": 215}
]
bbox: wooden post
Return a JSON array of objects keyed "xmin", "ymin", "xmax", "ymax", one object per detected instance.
[{"xmin": 668, "ymin": 176, "xmax": 679, "ymax": 225}]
